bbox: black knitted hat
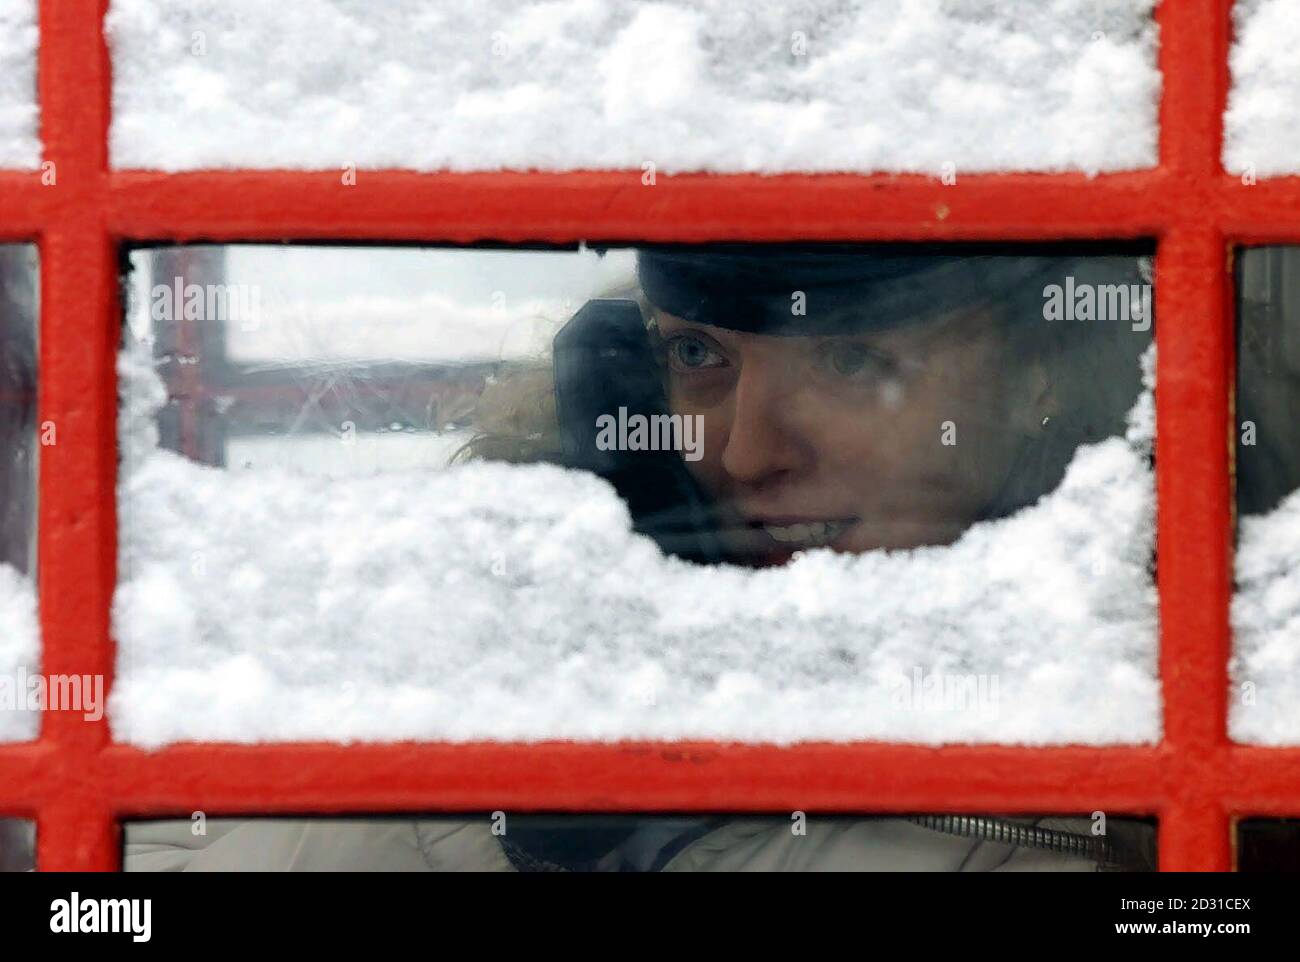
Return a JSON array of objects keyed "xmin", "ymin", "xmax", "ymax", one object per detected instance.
[{"xmin": 636, "ymin": 243, "xmax": 1056, "ymax": 336}]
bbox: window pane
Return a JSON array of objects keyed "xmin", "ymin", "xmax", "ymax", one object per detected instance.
[
  {"xmin": 0, "ymin": 818, "xmax": 34, "ymax": 872},
  {"xmin": 107, "ymin": 1, "xmax": 1158, "ymax": 174},
  {"xmin": 124, "ymin": 812, "xmax": 1156, "ymax": 872},
  {"xmin": 115, "ymin": 243, "xmax": 1156, "ymax": 746},
  {"xmin": 0, "ymin": 243, "xmax": 39, "ymax": 750},
  {"xmin": 0, "ymin": 243, "xmax": 37, "ymax": 874},
  {"xmin": 0, "ymin": 0, "xmax": 38, "ymax": 168},
  {"xmin": 0, "ymin": 244, "xmax": 35, "ymax": 576},
  {"xmin": 1225, "ymin": 0, "xmax": 1300, "ymax": 179},
  {"xmin": 1233, "ymin": 246, "xmax": 1300, "ymax": 743},
  {"xmin": 1237, "ymin": 818, "xmax": 1300, "ymax": 872}
]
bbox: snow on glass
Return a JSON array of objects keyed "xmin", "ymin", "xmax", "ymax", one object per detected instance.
[
  {"xmin": 0, "ymin": 564, "xmax": 39, "ymax": 741},
  {"xmin": 106, "ymin": 0, "xmax": 1159, "ymax": 174},
  {"xmin": 1223, "ymin": 0, "xmax": 1300, "ymax": 178},
  {"xmin": 0, "ymin": 0, "xmax": 38, "ymax": 168},
  {"xmin": 1233, "ymin": 488, "xmax": 1300, "ymax": 743},
  {"xmin": 111, "ymin": 334, "xmax": 1160, "ymax": 748}
]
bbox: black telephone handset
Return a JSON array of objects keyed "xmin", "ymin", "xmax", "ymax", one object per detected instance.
[{"xmin": 553, "ymin": 299, "xmax": 722, "ymax": 563}]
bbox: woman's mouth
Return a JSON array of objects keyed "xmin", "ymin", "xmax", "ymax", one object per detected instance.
[{"xmin": 752, "ymin": 518, "xmax": 857, "ymax": 549}]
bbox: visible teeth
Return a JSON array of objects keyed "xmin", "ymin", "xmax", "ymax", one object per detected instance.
[
  {"xmin": 766, "ymin": 523, "xmax": 808, "ymax": 543},
  {"xmin": 762, "ymin": 520, "xmax": 847, "ymax": 546}
]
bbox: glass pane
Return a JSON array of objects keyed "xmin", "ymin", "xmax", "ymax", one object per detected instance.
[
  {"xmin": 0, "ymin": 243, "xmax": 39, "ymax": 750},
  {"xmin": 124, "ymin": 812, "xmax": 1156, "ymax": 872},
  {"xmin": 0, "ymin": 818, "xmax": 34, "ymax": 872},
  {"xmin": 106, "ymin": 1, "xmax": 1159, "ymax": 174},
  {"xmin": 1237, "ymin": 818, "xmax": 1300, "ymax": 872},
  {"xmin": 1232, "ymin": 246, "xmax": 1300, "ymax": 743},
  {"xmin": 0, "ymin": 244, "xmax": 36, "ymax": 576},
  {"xmin": 0, "ymin": 243, "xmax": 38, "ymax": 873},
  {"xmin": 115, "ymin": 243, "xmax": 1156, "ymax": 747},
  {"xmin": 0, "ymin": 0, "xmax": 38, "ymax": 168}
]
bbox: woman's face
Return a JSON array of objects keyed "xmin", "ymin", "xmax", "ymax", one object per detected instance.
[{"xmin": 653, "ymin": 308, "xmax": 1043, "ymax": 565}]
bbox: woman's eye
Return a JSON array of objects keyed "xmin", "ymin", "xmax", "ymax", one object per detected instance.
[
  {"xmin": 819, "ymin": 342, "xmax": 895, "ymax": 380},
  {"xmin": 666, "ymin": 334, "xmax": 727, "ymax": 372}
]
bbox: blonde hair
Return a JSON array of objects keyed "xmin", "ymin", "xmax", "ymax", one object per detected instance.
[
  {"xmin": 452, "ymin": 360, "xmax": 563, "ymax": 465},
  {"xmin": 454, "ymin": 277, "xmax": 645, "ymax": 466}
]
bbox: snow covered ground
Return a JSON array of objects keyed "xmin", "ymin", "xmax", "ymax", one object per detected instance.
[
  {"xmin": 106, "ymin": 0, "xmax": 1160, "ymax": 174},
  {"xmin": 0, "ymin": 0, "xmax": 38, "ymax": 168},
  {"xmin": 1224, "ymin": 0, "xmax": 1300, "ymax": 177},
  {"xmin": 111, "ymin": 337, "xmax": 1160, "ymax": 747},
  {"xmin": 1232, "ymin": 489, "xmax": 1300, "ymax": 743}
]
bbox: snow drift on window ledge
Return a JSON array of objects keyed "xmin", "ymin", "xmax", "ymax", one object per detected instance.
[
  {"xmin": 0, "ymin": 564, "xmax": 40, "ymax": 741},
  {"xmin": 112, "ymin": 337, "xmax": 1159, "ymax": 747},
  {"xmin": 1232, "ymin": 490, "xmax": 1300, "ymax": 743},
  {"xmin": 1223, "ymin": 0, "xmax": 1300, "ymax": 178},
  {"xmin": 0, "ymin": 0, "xmax": 38, "ymax": 169},
  {"xmin": 106, "ymin": 0, "xmax": 1160, "ymax": 175}
]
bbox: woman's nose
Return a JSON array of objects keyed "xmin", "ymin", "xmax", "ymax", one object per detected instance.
[{"xmin": 719, "ymin": 358, "xmax": 806, "ymax": 486}]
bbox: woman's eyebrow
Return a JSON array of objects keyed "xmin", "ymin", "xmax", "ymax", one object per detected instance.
[
  {"xmin": 650, "ymin": 311, "xmax": 698, "ymax": 331},
  {"xmin": 654, "ymin": 315, "xmax": 735, "ymax": 343}
]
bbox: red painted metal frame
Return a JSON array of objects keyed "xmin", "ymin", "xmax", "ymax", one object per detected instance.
[{"xmin": 0, "ymin": 0, "xmax": 1293, "ymax": 872}]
